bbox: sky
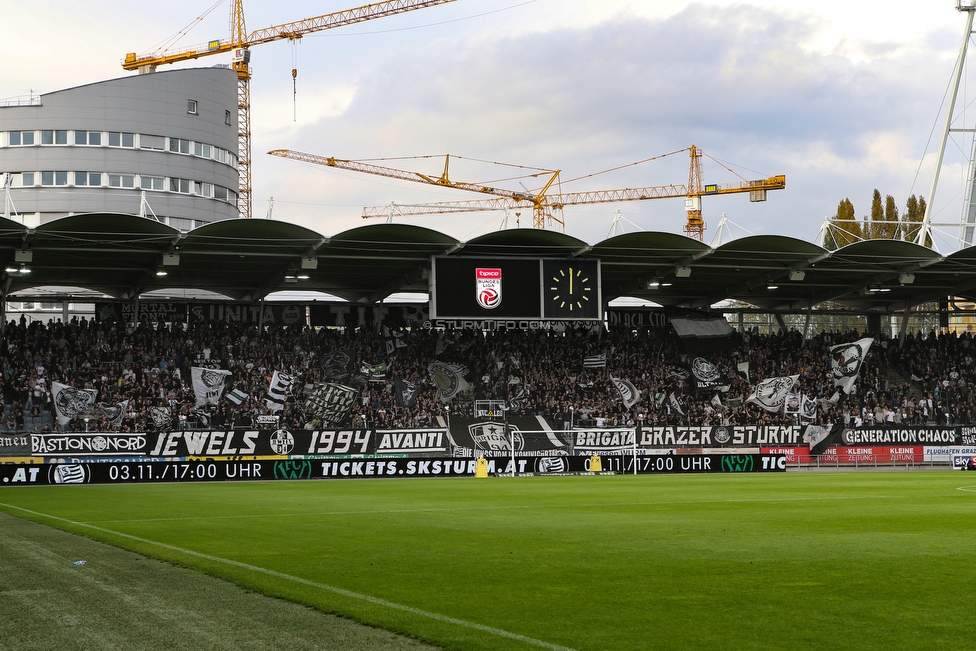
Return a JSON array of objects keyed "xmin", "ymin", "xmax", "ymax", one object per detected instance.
[{"xmin": 4, "ymin": 0, "xmax": 976, "ymax": 251}]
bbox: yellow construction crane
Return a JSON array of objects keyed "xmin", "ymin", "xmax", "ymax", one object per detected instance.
[
  {"xmin": 268, "ymin": 146, "xmax": 785, "ymax": 238},
  {"xmin": 123, "ymin": 0, "xmax": 456, "ymax": 219}
]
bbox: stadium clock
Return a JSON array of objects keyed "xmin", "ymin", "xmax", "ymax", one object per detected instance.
[{"xmin": 543, "ymin": 259, "xmax": 601, "ymax": 319}]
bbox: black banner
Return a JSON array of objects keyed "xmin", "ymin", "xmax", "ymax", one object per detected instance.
[
  {"xmin": 446, "ymin": 416, "xmax": 569, "ymax": 456},
  {"xmin": 0, "ymin": 454, "xmax": 786, "ymax": 485},
  {"xmin": 637, "ymin": 425, "xmax": 803, "ymax": 448},
  {"xmin": 309, "ymin": 304, "xmax": 428, "ymax": 329},
  {"xmin": 95, "ymin": 302, "xmax": 308, "ymax": 326},
  {"xmin": 31, "ymin": 433, "xmax": 150, "ymax": 456},
  {"xmin": 606, "ymin": 308, "xmax": 669, "ymax": 329},
  {"xmin": 0, "ymin": 434, "xmax": 30, "ymax": 457},
  {"xmin": 840, "ymin": 427, "xmax": 961, "ymax": 446}
]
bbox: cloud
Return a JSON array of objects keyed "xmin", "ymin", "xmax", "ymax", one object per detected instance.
[{"xmin": 255, "ymin": 4, "xmax": 964, "ymax": 245}]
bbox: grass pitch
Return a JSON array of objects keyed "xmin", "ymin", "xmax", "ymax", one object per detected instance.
[{"xmin": 2, "ymin": 471, "xmax": 976, "ymax": 651}]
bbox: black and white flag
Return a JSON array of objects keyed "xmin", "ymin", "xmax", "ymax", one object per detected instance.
[
  {"xmin": 320, "ymin": 348, "xmax": 357, "ymax": 381},
  {"xmin": 304, "ymin": 382, "xmax": 359, "ymax": 425},
  {"xmin": 191, "ymin": 366, "xmax": 231, "ymax": 407},
  {"xmin": 583, "ymin": 354, "xmax": 606, "ymax": 369},
  {"xmin": 52, "ymin": 382, "xmax": 97, "ymax": 427},
  {"xmin": 668, "ymin": 391, "xmax": 687, "ymax": 417},
  {"xmin": 800, "ymin": 394, "xmax": 818, "ymax": 421},
  {"xmin": 689, "ymin": 357, "xmax": 730, "ymax": 393},
  {"xmin": 746, "ymin": 375, "xmax": 800, "ymax": 413},
  {"xmin": 783, "ymin": 392, "xmax": 801, "ymax": 416},
  {"xmin": 97, "ymin": 400, "xmax": 128, "ymax": 428},
  {"xmin": 611, "ymin": 376, "xmax": 641, "ymax": 409},
  {"xmin": 149, "ymin": 406, "xmax": 172, "ymax": 430},
  {"xmin": 507, "ymin": 387, "xmax": 528, "ymax": 413},
  {"xmin": 736, "ymin": 361, "xmax": 750, "ymax": 383},
  {"xmin": 394, "ymin": 376, "xmax": 419, "ymax": 408},
  {"xmin": 266, "ymin": 371, "xmax": 294, "ymax": 412},
  {"xmin": 830, "ymin": 337, "xmax": 873, "ymax": 394},
  {"xmin": 384, "ymin": 327, "xmax": 408, "ymax": 355},
  {"xmin": 428, "ymin": 361, "xmax": 471, "ymax": 403},
  {"xmin": 193, "ymin": 409, "xmax": 212, "ymax": 428}
]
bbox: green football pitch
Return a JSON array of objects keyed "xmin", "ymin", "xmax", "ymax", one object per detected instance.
[{"xmin": 2, "ymin": 471, "xmax": 976, "ymax": 651}]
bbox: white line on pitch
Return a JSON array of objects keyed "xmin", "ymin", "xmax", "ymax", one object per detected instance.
[
  {"xmin": 85, "ymin": 493, "xmax": 903, "ymax": 524},
  {"xmin": 0, "ymin": 502, "xmax": 579, "ymax": 651}
]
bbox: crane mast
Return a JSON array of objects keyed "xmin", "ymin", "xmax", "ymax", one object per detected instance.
[{"xmin": 123, "ymin": 0, "xmax": 457, "ymax": 218}]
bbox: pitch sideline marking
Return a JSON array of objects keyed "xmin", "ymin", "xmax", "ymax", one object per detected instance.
[
  {"xmin": 0, "ymin": 502, "xmax": 578, "ymax": 651},
  {"xmin": 955, "ymin": 485, "xmax": 976, "ymax": 492},
  {"xmin": 86, "ymin": 493, "xmax": 901, "ymax": 525}
]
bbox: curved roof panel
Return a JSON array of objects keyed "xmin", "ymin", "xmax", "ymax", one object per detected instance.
[{"xmin": 0, "ymin": 213, "xmax": 971, "ymax": 313}]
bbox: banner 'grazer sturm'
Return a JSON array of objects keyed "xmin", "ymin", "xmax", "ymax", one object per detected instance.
[{"xmin": 0, "ymin": 455, "xmax": 787, "ymax": 486}]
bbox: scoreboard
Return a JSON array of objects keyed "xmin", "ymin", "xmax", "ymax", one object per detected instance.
[{"xmin": 431, "ymin": 257, "xmax": 601, "ymax": 320}]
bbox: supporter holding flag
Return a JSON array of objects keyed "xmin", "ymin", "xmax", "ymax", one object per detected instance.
[{"xmin": 266, "ymin": 371, "xmax": 294, "ymax": 413}]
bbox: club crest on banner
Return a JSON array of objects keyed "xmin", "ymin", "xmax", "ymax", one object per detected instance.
[
  {"xmin": 476, "ymin": 267, "xmax": 502, "ymax": 309},
  {"xmin": 691, "ymin": 357, "xmax": 720, "ymax": 383},
  {"xmin": 469, "ymin": 421, "xmax": 523, "ymax": 451}
]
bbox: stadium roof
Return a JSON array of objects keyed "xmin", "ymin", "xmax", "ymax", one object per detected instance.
[{"xmin": 0, "ymin": 213, "xmax": 971, "ymax": 313}]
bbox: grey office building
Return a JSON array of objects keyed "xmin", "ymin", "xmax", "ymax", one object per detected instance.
[{"xmin": 0, "ymin": 67, "xmax": 240, "ymax": 230}]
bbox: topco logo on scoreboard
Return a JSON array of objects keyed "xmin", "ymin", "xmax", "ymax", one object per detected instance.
[{"xmin": 476, "ymin": 268, "xmax": 502, "ymax": 309}]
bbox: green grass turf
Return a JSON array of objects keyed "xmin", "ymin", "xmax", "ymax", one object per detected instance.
[
  {"xmin": 2, "ymin": 471, "xmax": 976, "ymax": 651},
  {"xmin": 0, "ymin": 511, "xmax": 437, "ymax": 651}
]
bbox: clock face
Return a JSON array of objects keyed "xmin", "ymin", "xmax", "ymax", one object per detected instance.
[{"xmin": 543, "ymin": 260, "xmax": 600, "ymax": 319}]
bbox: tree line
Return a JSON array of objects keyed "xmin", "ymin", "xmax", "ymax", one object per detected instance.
[{"xmin": 822, "ymin": 190, "xmax": 930, "ymax": 250}]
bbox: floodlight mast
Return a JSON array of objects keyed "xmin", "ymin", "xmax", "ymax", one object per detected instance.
[{"xmin": 921, "ymin": 1, "xmax": 976, "ymax": 247}]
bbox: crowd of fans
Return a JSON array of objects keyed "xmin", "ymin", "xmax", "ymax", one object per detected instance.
[{"xmin": 2, "ymin": 313, "xmax": 975, "ymax": 433}]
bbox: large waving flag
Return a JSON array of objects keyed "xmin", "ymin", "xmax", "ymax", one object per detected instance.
[
  {"xmin": 747, "ymin": 375, "xmax": 799, "ymax": 413},
  {"xmin": 830, "ymin": 338, "xmax": 874, "ymax": 394}
]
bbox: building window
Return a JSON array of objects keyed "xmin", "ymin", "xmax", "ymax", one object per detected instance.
[
  {"xmin": 141, "ymin": 176, "xmax": 164, "ymax": 191},
  {"xmin": 74, "ymin": 130, "xmax": 101, "ymax": 145},
  {"xmin": 214, "ymin": 186, "xmax": 227, "ymax": 200},
  {"xmin": 169, "ymin": 138, "xmax": 190, "ymax": 154},
  {"xmin": 76, "ymin": 172, "xmax": 101, "ymax": 186},
  {"xmin": 141, "ymin": 134, "xmax": 165, "ymax": 150},
  {"xmin": 188, "ymin": 99, "xmax": 198, "ymax": 115},
  {"xmin": 41, "ymin": 171, "xmax": 54, "ymax": 185},
  {"xmin": 170, "ymin": 178, "xmax": 191, "ymax": 193},
  {"xmin": 225, "ymin": 110, "xmax": 232, "ymax": 125},
  {"xmin": 109, "ymin": 132, "xmax": 135, "ymax": 148},
  {"xmin": 9, "ymin": 131, "xmax": 34, "ymax": 146},
  {"xmin": 109, "ymin": 174, "xmax": 134, "ymax": 188},
  {"xmin": 41, "ymin": 130, "xmax": 53, "ymax": 145},
  {"xmin": 55, "ymin": 171, "xmax": 68, "ymax": 185},
  {"xmin": 20, "ymin": 172, "xmax": 34, "ymax": 186}
]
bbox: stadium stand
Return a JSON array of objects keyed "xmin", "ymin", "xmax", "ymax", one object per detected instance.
[{"xmin": 1, "ymin": 314, "xmax": 971, "ymax": 433}]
